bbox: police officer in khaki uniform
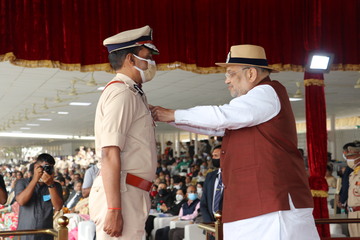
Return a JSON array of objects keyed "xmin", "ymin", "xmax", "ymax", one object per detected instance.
[
  {"xmin": 89, "ymin": 25, "xmax": 159, "ymax": 239},
  {"xmin": 346, "ymin": 146, "xmax": 360, "ymax": 237}
]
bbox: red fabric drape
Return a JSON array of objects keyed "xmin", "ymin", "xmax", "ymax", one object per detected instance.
[
  {"xmin": 305, "ymin": 72, "xmax": 330, "ymax": 238},
  {"xmin": 303, "ymin": 0, "xmax": 331, "ymax": 237},
  {"xmin": 0, "ymin": 0, "xmax": 359, "ymax": 72}
]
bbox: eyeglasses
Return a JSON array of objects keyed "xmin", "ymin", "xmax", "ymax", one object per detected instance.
[{"xmin": 225, "ymin": 67, "xmax": 250, "ymax": 79}]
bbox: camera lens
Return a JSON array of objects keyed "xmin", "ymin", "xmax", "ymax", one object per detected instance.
[{"xmin": 43, "ymin": 165, "xmax": 53, "ymax": 174}]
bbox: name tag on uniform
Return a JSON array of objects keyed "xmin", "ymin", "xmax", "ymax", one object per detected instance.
[{"xmin": 43, "ymin": 194, "xmax": 51, "ymax": 201}]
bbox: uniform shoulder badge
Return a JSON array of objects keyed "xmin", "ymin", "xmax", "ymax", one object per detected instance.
[{"xmin": 127, "ymin": 85, "xmax": 138, "ymax": 95}]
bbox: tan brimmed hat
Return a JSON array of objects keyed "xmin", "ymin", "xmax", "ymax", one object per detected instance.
[
  {"xmin": 216, "ymin": 44, "xmax": 278, "ymax": 72},
  {"xmin": 103, "ymin": 25, "xmax": 159, "ymax": 54}
]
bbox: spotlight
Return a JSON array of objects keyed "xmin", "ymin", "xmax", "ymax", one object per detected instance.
[{"xmin": 305, "ymin": 51, "xmax": 334, "ymax": 73}]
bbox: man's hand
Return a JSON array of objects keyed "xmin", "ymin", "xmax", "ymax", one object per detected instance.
[
  {"xmin": 150, "ymin": 106, "xmax": 175, "ymax": 122},
  {"xmin": 33, "ymin": 165, "xmax": 44, "ymax": 182},
  {"xmin": 41, "ymin": 172, "xmax": 54, "ymax": 186},
  {"xmin": 104, "ymin": 210, "xmax": 123, "ymax": 237},
  {"xmin": 160, "ymin": 203, "xmax": 168, "ymax": 212},
  {"xmin": 336, "ymin": 200, "xmax": 344, "ymax": 209}
]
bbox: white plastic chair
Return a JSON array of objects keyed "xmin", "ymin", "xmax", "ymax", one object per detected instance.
[
  {"xmin": 170, "ymin": 220, "xmax": 192, "ymax": 229},
  {"xmin": 184, "ymin": 224, "xmax": 206, "ymax": 240},
  {"xmin": 78, "ymin": 220, "xmax": 96, "ymax": 240},
  {"xmin": 64, "ymin": 213, "xmax": 83, "ymax": 232},
  {"xmin": 151, "ymin": 216, "xmax": 175, "ymax": 240}
]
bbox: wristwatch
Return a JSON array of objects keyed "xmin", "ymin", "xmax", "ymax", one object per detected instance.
[{"xmin": 47, "ymin": 184, "xmax": 55, "ymax": 188}]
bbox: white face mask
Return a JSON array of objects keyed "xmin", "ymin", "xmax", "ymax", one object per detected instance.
[
  {"xmin": 197, "ymin": 188, "xmax": 203, "ymax": 195},
  {"xmin": 343, "ymin": 153, "xmax": 347, "ymax": 161},
  {"xmin": 347, "ymin": 156, "xmax": 360, "ymax": 169},
  {"xmin": 347, "ymin": 159, "xmax": 355, "ymax": 169},
  {"xmin": 173, "ymin": 184, "xmax": 181, "ymax": 190},
  {"xmin": 133, "ymin": 54, "xmax": 156, "ymax": 83},
  {"xmin": 176, "ymin": 194, "xmax": 184, "ymax": 202}
]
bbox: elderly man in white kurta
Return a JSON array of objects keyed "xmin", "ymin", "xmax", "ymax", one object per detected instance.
[{"xmin": 89, "ymin": 26, "xmax": 158, "ymax": 240}]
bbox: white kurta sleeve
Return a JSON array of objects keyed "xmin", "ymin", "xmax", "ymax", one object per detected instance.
[
  {"xmin": 169, "ymin": 122, "xmax": 225, "ymax": 136},
  {"xmin": 173, "ymin": 84, "xmax": 281, "ymax": 132}
]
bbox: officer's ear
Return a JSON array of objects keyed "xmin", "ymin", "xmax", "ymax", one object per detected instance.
[{"xmin": 125, "ymin": 53, "xmax": 135, "ymax": 66}]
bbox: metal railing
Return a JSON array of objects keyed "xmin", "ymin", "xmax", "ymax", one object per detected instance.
[
  {"xmin": 0, "ymin": 216, "xmax": 69, "ymax": 240},
  {"xmin": 197, "ymin": 211, "xmax": 360, "ymax": 240},
  {"xmin": 198, "ymin": 211, "xmax": 223, "ymax": 240}
]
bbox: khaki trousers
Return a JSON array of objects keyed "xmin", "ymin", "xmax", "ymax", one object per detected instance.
[
  {"xmin": 89, "ymin": 176, "xmax": 150, "ymax": 240},
  {"xmin": 348, "ymin": 211, "xmax": 360, "ymax": 237}
]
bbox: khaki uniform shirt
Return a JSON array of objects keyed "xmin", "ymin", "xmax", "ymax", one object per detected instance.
[
  {"xmin": 94, "ymin": 73, "xmax": 157, "ymax": 182},
  {"xmin": 348, "ymin": 168, "xmax": 360, "ymax": 207}
]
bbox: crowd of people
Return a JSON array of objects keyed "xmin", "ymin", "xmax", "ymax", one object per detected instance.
[
  {"xmin": 0, "ymin": 139, "xmax": 358, "ymax": 239},
  {"xmin": 1, "ymin": 25, "xmax": 356, "ymax": 240},
  {"xmin": 0, "ymin": 138, "xmax": 224, "ymax": 239}
]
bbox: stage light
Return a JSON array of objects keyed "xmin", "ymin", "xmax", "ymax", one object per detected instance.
[{"xmin": 305, "ymin": 52, "xmax": 334, "ymax": 73}]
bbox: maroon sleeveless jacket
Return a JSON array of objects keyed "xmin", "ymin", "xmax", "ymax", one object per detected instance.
[{"xmin": 220, "ymin": 77, "xmax": 313, "ymax": 223}]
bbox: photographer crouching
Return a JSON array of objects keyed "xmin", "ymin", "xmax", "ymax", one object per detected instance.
[{"xmin": 15, "ymin": 153, "xmax": 63, "ymax": 240}]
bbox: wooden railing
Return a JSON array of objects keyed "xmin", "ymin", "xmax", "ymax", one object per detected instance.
[
  {"xmin": 315, "ymin": 217, "xmax": 360, "ymax": 240},
  {"xmin": 0, "ymin": 216, "xmax": 69, "ymax": 240}
]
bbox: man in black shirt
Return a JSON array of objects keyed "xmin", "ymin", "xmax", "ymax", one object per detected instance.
[{"xmin": 15, "ymin": 153, "xmax": 63, "ymax": 240}]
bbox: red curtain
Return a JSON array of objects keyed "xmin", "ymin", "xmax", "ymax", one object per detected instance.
[
  {"xmin": 303, "ymin": 0, "xmax": 331, "ymax": 236},
  {"xmin": 305, "ymin": 72, "xmax": 330, "ymax": 238},
  {"xmin": 0, "ymin": 0, "xmax": 359, "ymax": 72}
]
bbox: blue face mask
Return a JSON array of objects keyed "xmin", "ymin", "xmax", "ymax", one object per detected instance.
[{"xmin": 188, "ymin": 193, "xmax": 198, "ymax": 201}]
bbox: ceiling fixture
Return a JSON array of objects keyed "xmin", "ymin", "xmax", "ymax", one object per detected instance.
[
  {"xmin": 355, "ymin": 77, "xmax": 360, "ymax": 89},
  {"xmin": 289, "ymin": 82, "xmax": 303, "ymax": 101},
  {"xmin": 31, "ymin": 104, "xmax": 37, "ymax": 115},
  {"xmin": 38, "ymin": 118, "xmax": 52, "ymax": 121},
  {"xmin": 23, "ymin": 109, "xmax": 29, "ymax": 120},
  {"xmin": 69, "ymin": 79, "xmax": 78, "ymax": 96},
  {"xmin": 26, "ymin": 123, "xmax": 40, "ymax": 127},
  {"xmin": 54, "ymin": 91, "xmax": 64, "ymax": 103},
  {"xmin": 293, "ymin": 82, "xmax": 303, "ymax": 98},
  {"xmin": 87, "ymin": 72, "xmax": 97, "ymax": 86},
  {"xmin": 69, "ymin": 102, "xmax": 91, "ymax": 106},
  {"xmin": 11, "ymin": 116, "xmax": 17, "ymax": 125},
  {"xmin": 73, "ymin": 72, "xmax": 100, "ymax": 86},
  {"xmin": 58, "ymin": 111, "xmax": 69, "ymax": 115},
  {"xmin": 42, "ymin": 98, "xmax": 49, "ymax": 110}
]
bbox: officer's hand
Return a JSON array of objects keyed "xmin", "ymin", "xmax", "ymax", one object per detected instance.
[
  {"xmin": 104, "ymin": 209, "xmax": 123, "ymax": 237},
  {"xmin": 150, "ymin": 106, "xmax": 175, "ymax": 122},
  {"xmin": 33, "ymin": 165, "xmax": 44, "ymax": 182}
]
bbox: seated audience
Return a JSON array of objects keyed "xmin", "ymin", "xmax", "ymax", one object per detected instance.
[
  {"xmin": 64, "ymin": 180, "xmax": 83, "ymax": 212},
  {"xmin": 152, "ymin": 183, "xmax": 174, "ymax": 210},
  {"xmin": 155, "ymin": 185, "xmax": 200, "ymax": 240},
  {"xmin": 82, "ymin": 163, "xmax": 99, "ymax": 198}
]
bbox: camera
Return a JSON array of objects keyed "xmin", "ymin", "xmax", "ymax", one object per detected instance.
[{"xmin": 42, "ymin": 165, "xmax": 54, "ymax": 175}]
